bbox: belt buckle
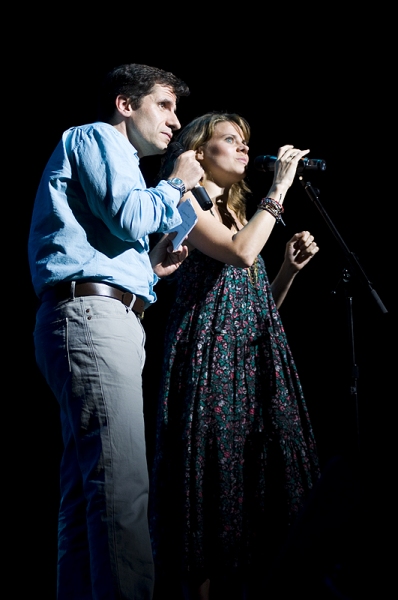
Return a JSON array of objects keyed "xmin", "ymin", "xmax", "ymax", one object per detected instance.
[{"xmin": 134, "ymin": 301, "xmax": 144, "ymax": 320}]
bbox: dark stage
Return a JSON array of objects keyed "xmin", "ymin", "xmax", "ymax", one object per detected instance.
[{"xmin": 17, "ymin": 26, "xmax": 394, "ymax": 599}]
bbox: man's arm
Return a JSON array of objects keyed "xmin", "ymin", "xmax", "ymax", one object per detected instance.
[{"xmin": 149, "ymin": 233, "xmax": 189, "ymax": 279}]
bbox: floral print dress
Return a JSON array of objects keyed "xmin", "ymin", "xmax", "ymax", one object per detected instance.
[{"xmin": 149, "ymin": 248, "xmax": 320, "ymax": 583}]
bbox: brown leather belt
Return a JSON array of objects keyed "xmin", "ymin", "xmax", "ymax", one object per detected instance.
[{"xmin": 42, "ymin": 281, "xmax": 146, "ymax": 318}]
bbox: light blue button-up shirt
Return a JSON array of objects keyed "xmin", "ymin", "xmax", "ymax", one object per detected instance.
[{"xmin": 28, "ymin": 122, "xmax": 182, "ymax": 306}]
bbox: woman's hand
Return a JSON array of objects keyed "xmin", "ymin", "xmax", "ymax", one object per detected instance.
[
  {"xmin": 284, "ymin": 230, "xmax": 319, "ymax": 272},
  {"xmin": 270, "ymin": 231, "xmax": 319, "ymax": 308},
  {"xmin": 272, "ymin": 144, "xmax": 310, "ymax": 193}
]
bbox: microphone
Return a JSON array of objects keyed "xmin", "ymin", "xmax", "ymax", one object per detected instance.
[
  {"xmin": 191, "ymin": 184, "xmax": 213, "ymax": 211},
  {"xmin": 254, "ymin": 155, "xmax": 327, "ymax": 173},
  {"xmin": 163, "ymin": 142, "xmax": 213, "ymax": 211}
]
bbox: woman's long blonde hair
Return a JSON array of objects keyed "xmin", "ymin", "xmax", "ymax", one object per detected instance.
[{"xmin": 158, "ymin": 112, "xmax": 251, "ymax": 226}]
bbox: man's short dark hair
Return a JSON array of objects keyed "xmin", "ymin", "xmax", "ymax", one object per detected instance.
[{"xmin": 97, "ymin": 63, "xmax": 190, "ymax": 121}]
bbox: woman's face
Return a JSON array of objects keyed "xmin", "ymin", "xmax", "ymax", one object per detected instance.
[{"xmin": 198, "ymin": 121, "xmax": 249, "ymax": 185}]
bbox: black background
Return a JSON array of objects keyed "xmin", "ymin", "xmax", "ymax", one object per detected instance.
[{"xmin": 16, "ymin": 11, "xmax": 394, "ymax": 598}]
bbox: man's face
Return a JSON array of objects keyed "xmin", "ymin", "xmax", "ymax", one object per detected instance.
[{"xmin": 126, "ymin": 84, "xmax": 181, "ymax": 157}]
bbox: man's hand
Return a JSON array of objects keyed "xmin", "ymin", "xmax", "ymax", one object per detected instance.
[
  {"xmin": 169, "ymin": 150, "xmax": 204, "ymax": 192},
  {"xmin": 150, "ymin": 233, "xmax": 189, "ymax": 278}
]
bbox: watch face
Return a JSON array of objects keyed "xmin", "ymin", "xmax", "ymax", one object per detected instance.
[{"xmin": 167, "ymin": 178, "xmax": 186, "ymax": 195}]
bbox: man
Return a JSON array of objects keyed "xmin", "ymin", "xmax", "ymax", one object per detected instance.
[{"xmin": 28, "ymin": 63, "xmax": 203, "ymax": 599}]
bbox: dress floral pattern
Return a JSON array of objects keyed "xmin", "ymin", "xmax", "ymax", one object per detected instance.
[{"xmin": 149, "ymin": 249, "xmax": 320, "ymax": 582}]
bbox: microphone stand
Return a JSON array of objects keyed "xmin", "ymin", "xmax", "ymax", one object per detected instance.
[{"xmin": 299, "ymin": 177, "xmax": 388, "ymax": 457}]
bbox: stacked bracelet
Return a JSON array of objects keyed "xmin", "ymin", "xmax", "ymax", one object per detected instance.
[{"xmin": 257, "ymin": 197, "xmax": 286, "ymax": 225}]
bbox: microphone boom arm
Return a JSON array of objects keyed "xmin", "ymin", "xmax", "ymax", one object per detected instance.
[{"xmin": 299, "ymin": 177, "xmax": 388, "ymax": 314}]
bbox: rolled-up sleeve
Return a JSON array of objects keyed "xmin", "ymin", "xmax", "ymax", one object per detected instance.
[{"xmin": 70, "ymin": 124, "xmax": 182, "ymax": 242}]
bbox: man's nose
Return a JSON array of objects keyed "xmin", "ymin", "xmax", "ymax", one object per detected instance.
[{"xmin": 168, "ymin": 113, "xmax": 181, "ymax": 131}]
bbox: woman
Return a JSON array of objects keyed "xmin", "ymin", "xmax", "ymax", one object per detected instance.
[{"xmin": 149, "ymin": 112, "xmax": 321, "ymax": 599}]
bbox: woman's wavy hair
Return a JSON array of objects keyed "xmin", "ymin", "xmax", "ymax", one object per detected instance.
[{"xmin": 159, "ymin": 112, "xmax": 251, "ymax": 226}]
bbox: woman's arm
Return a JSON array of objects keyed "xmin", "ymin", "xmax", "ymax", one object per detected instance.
[
  {"xmin": 185, "ymin": 145, "xmax": 310, "ymax": 267},
  {"xmin": 270, "ymin": 231, "xmax": 319, "ymax": 309}
]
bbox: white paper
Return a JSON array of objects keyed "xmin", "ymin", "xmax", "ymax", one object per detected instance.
[{"xmin": 168, "ymin": 198, "xmax": 198, "ymax": 250}]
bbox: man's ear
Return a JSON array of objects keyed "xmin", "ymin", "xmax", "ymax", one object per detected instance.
[{"xmin": 115, "ymin": 95, "xmax": 132, "ymax": 116}]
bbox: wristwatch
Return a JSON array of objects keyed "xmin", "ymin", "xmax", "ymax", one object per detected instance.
[{"xmin": 166, "ymin": 177, "xmax": 186, "ymax": 197}]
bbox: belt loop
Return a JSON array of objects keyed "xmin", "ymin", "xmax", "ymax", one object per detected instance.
[
  {"xmin": 128, "ymin": 293, "xmax": 136, "ymax": 310},
  {"xmin": 70, "ymin": 280, "xmax": 76, "ymax": 299}
]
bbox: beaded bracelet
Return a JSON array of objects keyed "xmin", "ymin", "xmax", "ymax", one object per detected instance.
[{"xmin": 257, "ymin": 197, "xmax": 286, "ymax": 225}]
